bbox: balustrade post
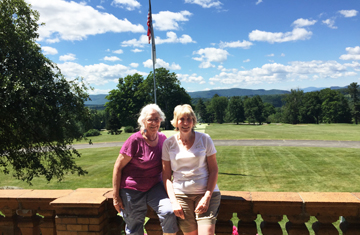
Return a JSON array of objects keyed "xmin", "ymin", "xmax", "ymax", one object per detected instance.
[
  {"xmin": 16, "ymin": 208, "xmax": 40, "ymax": 235},
  {"xmin": 286, "ymin": 213, "xmax": 310, "ymax": 235},
  {"xmin": 312, "ymin": 215, "xmax": 339, "ymax": 235},
  {"xmin": 252, "ymin": 192, "xmax": 303, "ymax": 235},
  {"xmin": 37, "ymin": 210, "xmax": 56, "ymax": 235},
  {"xmin": 0, "ymin": 209, "xmax": 21, "ymax": 235},
  {"xmin": 220, "ymin": 191, "xmax": 255, "ymax": 235},
  {"xmin": 340, "ymin": 216, "xmax": 360, "ymax": 234}
]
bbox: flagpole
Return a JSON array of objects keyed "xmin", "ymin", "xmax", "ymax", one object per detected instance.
[{"xmin": 148, "ymin": 0, "xmax": 157, "ymax": 104}]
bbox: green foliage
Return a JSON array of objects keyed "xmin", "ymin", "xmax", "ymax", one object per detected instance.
[
  {"xmin": 227, "ymin": 96, "xmax": 245, "ymax": 124},
  {"xmin": 84, "ymin": 129, "xmax": 101, "ymax": 137},
  {"xmin": 244, "ymin": 95, "xmax": 265, "ymax": 125},
  {"xmin": 320, "ymin": 88, "xmax": 352, "ymax": 123},
  {"xmin": 347, "ymin": 82, "xmax": 360, "ymax": 124},
  {"xmin": 0, "ymin": 0, "xmax": 89, "ymax": 183},
  {"xmin": 282, "ymin": 89, "xmax": 304, "ymax": 124},
  {"xmin": 106, "ymin": 73, "xmax": 148, "ymax": 128},
  {"xmin": 124, "ymin": 126, "xmax": 134, "ymax": 133},
  {"xmin": 144, "ymin": 68, "xmax": 192, "ymax": 129},
  {"xmin": 209, "ymin": 94, "xmax": 228, "ymax": 124},
  {"xmin": 106, "ymin": 111, "xmax": 122, "ymax": 134},
  {"xmin": 195, "ymin": 98, "xmax": 209, "ymax": 123}
]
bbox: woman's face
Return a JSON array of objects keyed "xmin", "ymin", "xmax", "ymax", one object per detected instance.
[
  {"xmin": 144, "ymin": 109, "xmax": 161, "ymax": 133},
  {"xmin": 177, "ymin": 114, "xmax": 194, "ymax": 134}
]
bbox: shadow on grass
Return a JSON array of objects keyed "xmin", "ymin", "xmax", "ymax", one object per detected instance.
[{"xmin": 219, "ymin": 172, "xmax": 258, "ymax": 177}]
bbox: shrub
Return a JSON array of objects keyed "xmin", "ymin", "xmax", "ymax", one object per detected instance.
[
  {"xmin": 124, "ymin": 126, "xmax": 134, "ymax": 133},
  {"xmin": 84, "ymin": 129, "xmax": 101, "ymax": 137}
]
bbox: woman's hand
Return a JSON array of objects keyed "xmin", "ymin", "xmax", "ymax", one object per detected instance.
[
  {"xmin": 172, "ymin": 200, "xmax": 185, "ymax": 219},
  {"xmin": 113, "ymin": 195, "xmax": 124, "ymax": 213},
  {"xmin": 195, "ymin": 195, "xmax": 211, "ymax": 214}
]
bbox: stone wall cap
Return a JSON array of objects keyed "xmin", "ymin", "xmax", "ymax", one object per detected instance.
[
  {"xmin": 251, "ymin": 192, "xmax": 302, "ymax": 202},
  {"xmin": 18, "ymin": 190, "xmax": 73, "ymax": 200},
  {"xmin": 220, "ymin": 191, "xmax": 251, "ymax": 201},
  {"xmin": 50, "ymin": 188, "xmax": 110, "ymax": 207},
  {"xmin": 0, "ymin": 190, "xmax": 32, "ymax": 199},
  {"xmin": 299, "ymin": 192, "xmax": 360, "ymax": 203}
]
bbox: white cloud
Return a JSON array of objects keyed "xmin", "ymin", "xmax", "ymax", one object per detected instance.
[
  {"xmin": 339, "ymin": 10, "xmax": 358, "ymax": 18},
  {"xmin": 322, "ymin": 18, "xmax": 337, "ymax": 29},
  {"xmin": 42, "ymin": 46, "xmax": 58, "ymax": 55},
  {"xmin": 153, "ymin": 11, "xmax": 192, "ymax": 31},
  {"xmin": 104, "ymin": 56, "xmax": 121, "ymax": 61},
  {"xmin": 219, "ymin": 40, "xmax": 253, "ymax": 49},
  {"xmin": 143, "ymin": 58, "xmax": 181, "ymax": 70},
  {"xmin": 177, "ymin": 73, "xmax": 206, "ymax": 84},
  {"xmin": 340, "ymin": 46, "xmax": 360, "ymax": 60},
  {"xmin": 46, "ymin": 38, "xmax": 60, "ymax": 44},
  {"xmin": 113, "ymin": 49, "xmax": 123, "ymax": 54},
  {"xmin": 121, "ymin": 32, "xmax": 195, "ymax": 47},
  {"xmin": 192, "ymin": 47, "xmax": 229, "ymax": 68},
  {"xmin": 58, "ymin": 62, "xmax": 145, "ymax": 85},
  {"xmin": 255, "ymin": 0, "xmax": 262, "ymax": 5},
  {"xmin": 208, "ymin": 60, "xmax": 357, "ymax": 86},
  {"xmin": 130, "ymin": 63, "xmax": 139, "ymax": 68},
  {"xmin": 26, "ymin": 0, "xmax": 145, "ymax": 42},
  {"xmin": 59, "ymin": 53, "xmax": 76, "ymax": 61},
  {"xmin": 266, "ymin": 54, "xmax": 274, "ymax": 57},
  {"xmin": 184, "ymin": 0, "xmax": 222, "ymax": 8},
  {"xmin": 292, "ymin": 18, "xmax": 317, "ymax": 28},
  {"xmin": 131, "ymin": 49, "xmax": 143, "ymax": 53},
  {"xmin": 243, "ymin": 59, "xmax": 250, "ymax": 63},
  {"xmin": 111, "ymin": 0, "xmax": 141, "ymax": 11},
  {"xmin": 249, "ymin": 28, "xmax": 312, "ymax": 43},
  {"xmin": 281, "ymin": 53, "xmax": 285, "ymax": 57},
  {"xmin": 96, "ymin": 5, "xmax": 105, "ymax": 10}
]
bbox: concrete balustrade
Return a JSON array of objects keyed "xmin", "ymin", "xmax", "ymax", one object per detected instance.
[{"xmin": 1, "ymin": 189, "xmax": 360, "ymax": 235}]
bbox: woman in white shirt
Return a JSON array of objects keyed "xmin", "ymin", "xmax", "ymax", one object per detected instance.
[{"xmin": 162, "ymin": 104, "xmax": 221, "ymax": 235}]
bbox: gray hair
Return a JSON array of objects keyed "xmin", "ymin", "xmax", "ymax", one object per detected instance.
[{"xmin": 137, "ymin": 104, "xmax": 166, "ymax": 130}]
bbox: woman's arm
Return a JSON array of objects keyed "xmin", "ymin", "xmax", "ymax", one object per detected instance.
[
  {"xmin": 112, "ymin": 153, "xmax": 132, "ymax": 213},
  {"xmin": 195, "ymin": 153, "xmax": 219, "ymax": 214},
  {"xmin": 162, "ymin": 160, "xmax": 185, "ymax": 219}
]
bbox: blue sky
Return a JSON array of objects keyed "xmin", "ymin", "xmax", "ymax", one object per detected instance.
[{"xmin": 27, "ymin": 0, "xmax": 360, "ymax": 94}]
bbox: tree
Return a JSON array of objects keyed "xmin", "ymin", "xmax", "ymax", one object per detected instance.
[
  {"xmin": 195, "ymin": 98, "xmax": 209, "ymax": 123},
  {"xmin": 143, "ymin": 68, "xmax": 192, "ymax": 129},
  {"xmin": 0, "ymin": 0, "xmax": 90, "ymax": 183},
  {"xmin": 244, "ymin": 96, "xmax": 265, "ymax": 125},
  {"xmin": 300, "ymin": 91, "xmax": 322, "ymax": 124},
  {"xmin": 227, "ymin": 96, "xmax": 245, "ymax": 124},
  {"xmin": 282, "ymin": 89, "xmax": 304, "ymax": 124},
  {"xmin": 347, "ymin": 82, "xmax": 360, "ymax": 124},
  {"xmin": 263, "ymin": 102, "xmax": 276, "ymax": 123},
  {"xmin": 320, "ymin": 88, "xmax": 352, "ymax": 123},
  {"xmin": 210, "ymin": 94, "xmax": 228, "ymax": 124},
  {"xmin": 105, "ymin": 73, "xmax": 148, "ymax": 128}
]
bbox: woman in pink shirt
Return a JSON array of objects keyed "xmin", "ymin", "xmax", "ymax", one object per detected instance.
[{"xmin": 112, "ymin": 104, "xmax": 178, "ymax": 235}]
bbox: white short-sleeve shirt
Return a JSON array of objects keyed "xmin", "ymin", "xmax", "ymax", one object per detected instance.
[{"xmin": 162, "ymin": 132, "xmax": 220, "ymax": 194}]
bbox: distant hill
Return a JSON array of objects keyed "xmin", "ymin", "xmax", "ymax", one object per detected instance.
[
  {"xmin": 85, "ymin": 86, "xmax": 348, "ymax": 106},
  {"xmin": 188, "ymin": 88, "xmax": 290, "ymax": 99},
  {"xmin": 85, "ymin": 94, "xmax": 108, "ymax": 105}
]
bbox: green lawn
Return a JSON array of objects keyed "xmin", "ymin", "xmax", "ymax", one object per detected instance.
[
  {"xmin": 1, "ymin": 146, "xmax": 359, "ymax": 193},
  {"xmin": 206, "ymin": 123, "xmax": 360, "ymax": 141},
  {"xmin": 73, "ymin": 123, "xmax": 360, "ymax": 145}
]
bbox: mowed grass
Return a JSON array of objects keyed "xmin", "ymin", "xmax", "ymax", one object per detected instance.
[
  {"xmin": 1, "ymin": 146, "xmax": 360, "ymax": 193},
  {"xmin": 206, "ymin": 123, "xmax": 360, "ymax": 141}
]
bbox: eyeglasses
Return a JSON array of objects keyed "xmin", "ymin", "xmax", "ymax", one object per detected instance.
[{"xmin": 146, "ymin": 118, "xmax": 161, "ymax": 123}]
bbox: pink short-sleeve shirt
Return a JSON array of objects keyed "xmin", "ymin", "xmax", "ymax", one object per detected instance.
[{"xmin": 119, "ymin": 131, "xmax": 166, "ymax": 192}]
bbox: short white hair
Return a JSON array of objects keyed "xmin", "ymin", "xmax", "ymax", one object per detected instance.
[{"xmin": 137, "ymin": 104, "xmax": 166, "ymax": 130}]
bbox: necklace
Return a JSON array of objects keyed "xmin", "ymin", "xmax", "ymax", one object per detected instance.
[{"xmin": 144, "ymin": 133, "xmax": 158, "ymax": 141}]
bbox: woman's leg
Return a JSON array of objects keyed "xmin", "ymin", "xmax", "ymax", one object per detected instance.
[
  {"xmin": 147, "ymin": 182, "xmax": 179, "ymax": 234},
  {"xmin": 198, "ymin": 224, "xmax": 215, "ymax": 235},
  {"xmin": 120, "ymin": 188, "xmax": 148, "ymax": 235}
]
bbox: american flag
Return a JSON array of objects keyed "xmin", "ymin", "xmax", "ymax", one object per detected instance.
[
  {"xmin": 147, "ymin": 0, "xmax": 156, "ymax": 64},
  {"xmin": 147, "ymin": 3, "xmax": 153, "ymax": 44}
]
